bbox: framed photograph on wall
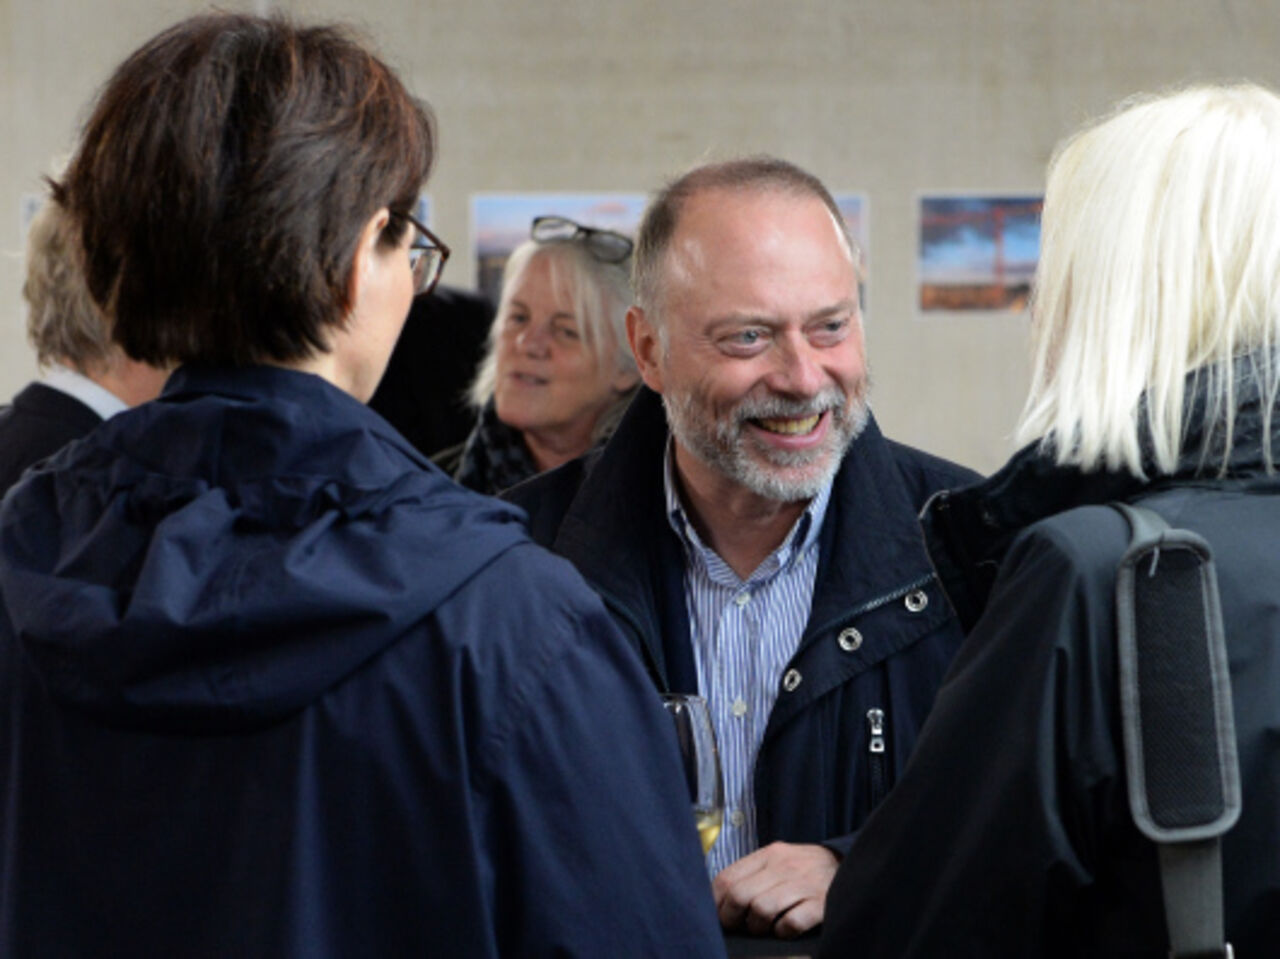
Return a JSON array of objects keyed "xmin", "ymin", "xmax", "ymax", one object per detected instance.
[
  {"xmin": 471, "ymin": 193, "xmax": 647, "ymax": 305},
  {"xmin": 918, "ymin": 194, "xmax": 1042, "ymax": 313}
]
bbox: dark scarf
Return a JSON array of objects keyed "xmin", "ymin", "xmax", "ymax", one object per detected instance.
[{"xmin": 454, "ymin": 399, "xmax": 540, "ymax": 495}]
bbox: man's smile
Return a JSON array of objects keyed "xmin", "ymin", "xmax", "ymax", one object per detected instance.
[{"xmin": 753, "ymin": 413, "xmax": 821, "ymax": 435}]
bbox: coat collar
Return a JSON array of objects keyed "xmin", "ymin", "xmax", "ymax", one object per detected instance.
[
  {"xmin": 924, "ymin": 373, "xmax": 1280, "ymax": 629},
  {"xmin": 551, "ymin": 390, "xmax": 687, "ymax": 688},
  {"xmin": 551, "ymin": 388, "xmax": 941, "ymax": 681},
  {"xmin": 162, "ymin": 365, "xmax": 437, "ymax": 474}
]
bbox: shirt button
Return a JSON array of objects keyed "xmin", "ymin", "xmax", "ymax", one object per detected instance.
[
  {"xmin": 731, "ymin": 698, "xmax": 748, "ymax": 718},
  {"xmin": 837, "ymin": 627, "xmax": 863, "ymax": 652},
  {"xmin": 729, "ymin": 810, "xmax": 746, "ymax": 828},
  {"xmin": 782, "ymin": 668, "xmax": 802, "ymax": 692},
  {"xmin": 734, "ymin": 592, "xmax": 751, "ymax": 607},
  {"xmin": 905, "ymin": 589, "xmax": 929, "ymax": 613}
]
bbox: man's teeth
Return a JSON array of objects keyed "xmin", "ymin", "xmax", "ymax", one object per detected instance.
[{"xmin": 756, "ymin": 414, "xmax": 820, "ymax": 435}]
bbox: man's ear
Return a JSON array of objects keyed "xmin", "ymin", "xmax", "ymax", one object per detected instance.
[
  {"xmin": 346, "ymin": 207, "xmax": 392, "ymax": 317},
  {"xmin": 626, "ymin": 306, "xmax": 665, "ymax": 393}
]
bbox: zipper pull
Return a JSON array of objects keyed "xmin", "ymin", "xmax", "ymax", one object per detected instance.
[{"xmin": 867, "ymin": 708, "xmax": 885, "ymax": 754}]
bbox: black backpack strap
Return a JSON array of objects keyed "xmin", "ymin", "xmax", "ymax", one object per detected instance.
[{"xmin": 1113, "ymin": 503, "xmax": 1241, "ymax": 959}]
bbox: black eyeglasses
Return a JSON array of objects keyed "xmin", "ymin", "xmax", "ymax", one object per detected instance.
[
  {"xmin": 391, "ymin": 210, "xmax": 450, "ymax": 295},
  {"xmin": 531, "ymin": 216, "xmax": 634, "ymax": 264}
]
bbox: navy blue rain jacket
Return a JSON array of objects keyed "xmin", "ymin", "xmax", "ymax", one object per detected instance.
[{"xmin": 0, "ymin": 366, "xmax": 725, "ymax": 958}]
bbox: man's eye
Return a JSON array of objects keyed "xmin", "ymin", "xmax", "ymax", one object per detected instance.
[
  {"xmin": 718, "ymin": 328, "xmax": 769, "ymax": 355},
  {"xmin": 810, "ymin": 317, "xmax": 850, "ymax": 344}
]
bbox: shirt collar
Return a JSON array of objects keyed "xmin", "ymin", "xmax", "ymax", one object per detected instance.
[
  {"xmin": 663, "ymin": 438, "xmax": 833, "ymax": 579},
  {"xmin": 42, "ymin": 363, "xmax": 129, "ymax": 420}
]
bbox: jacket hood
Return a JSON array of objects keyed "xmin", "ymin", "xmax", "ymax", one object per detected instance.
[{"xmin": 0, "ymin": 366, "xmax": 528, "ymax": 732}]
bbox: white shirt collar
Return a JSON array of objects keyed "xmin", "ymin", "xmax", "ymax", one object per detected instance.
[
  {"xmin": 662, "ymin": 437, "xmax": 833, "ymax": 577},
  {"xmin": 42, "ymin": 364, "xmax": 129, "ymax": 420}
]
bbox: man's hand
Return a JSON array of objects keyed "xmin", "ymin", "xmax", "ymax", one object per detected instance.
[{"xmin": 711, "ymin": 841, "xmax": 840, "ymax": 938}]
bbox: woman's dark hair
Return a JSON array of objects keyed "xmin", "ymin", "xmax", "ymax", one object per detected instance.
[{"xmin": 55, "ymin": 13, "xmax": 434, "ymax": 366}]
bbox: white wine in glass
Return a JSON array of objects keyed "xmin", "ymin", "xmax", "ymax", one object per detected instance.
[
  {"xmin": 695, "ymin": 807, "xmax": 723, "ymax": 856},
  {"xmin": 661, "ymin": 693, "xmax": 724, "ymax": 855}
]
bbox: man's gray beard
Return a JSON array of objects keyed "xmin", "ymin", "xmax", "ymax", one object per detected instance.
[{"xmin": 662, "ymin": 384, "xmax": 869, "ymax": 503}]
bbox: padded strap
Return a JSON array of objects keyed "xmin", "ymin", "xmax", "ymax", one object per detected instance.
[{"xmin": 1112, "ymin": 503, "xmax": 1240, "ymax": 959}]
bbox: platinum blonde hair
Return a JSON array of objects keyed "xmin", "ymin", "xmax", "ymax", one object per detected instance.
[
  {"xmin": 23, "ymin": 197, "xmax": 113, "ymax": 372},
  {"xmin": 469, "ymin": 238, "xmax": 637, "ymax": 429},
  {"xmin": 1019, "ymin": 83, "xmax": 1280, "ymax": 477}
]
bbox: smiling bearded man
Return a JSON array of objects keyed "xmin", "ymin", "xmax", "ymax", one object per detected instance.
[{"xmin": 506, "ymin": 156, "xmax": 979, "ymax": 941}]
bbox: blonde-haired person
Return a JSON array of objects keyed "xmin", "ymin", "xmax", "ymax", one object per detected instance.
[
  {"xmin": 440, "ymin": 217, "xmax": 639, "ymax": 493},
  {"xmin": 820, "ymin": 83, "xmax": 1280, "ymax": 958},
  {"xmin": 0, "ymin": 197, "xmax": 168, "ymax": 496}
]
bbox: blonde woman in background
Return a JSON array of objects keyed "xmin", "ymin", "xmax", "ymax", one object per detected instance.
[{"xmin": 441, "ymin": 216, "xmax": 639, "ymax": 493}]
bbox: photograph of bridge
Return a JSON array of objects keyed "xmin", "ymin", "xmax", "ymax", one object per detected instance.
[{"xmin": 918, "ymin": 195, "xmax": 1042, "ymax": 312}]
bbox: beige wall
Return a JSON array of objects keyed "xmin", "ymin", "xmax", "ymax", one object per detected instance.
[{"xmin": 3, "ymin": 0, "xmax": 1278, "ymax": 472}]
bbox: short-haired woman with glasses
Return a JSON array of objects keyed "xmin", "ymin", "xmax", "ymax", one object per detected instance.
[
  {"xmin": 441, "ymin": 216, "xmax": 640, "ymax": 494},
  {"xmin": 0, "ymin": 13, "xmax": 726, "ymax": 958}
]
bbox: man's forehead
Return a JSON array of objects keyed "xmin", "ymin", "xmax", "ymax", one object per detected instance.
[
  {"xmin": 671, "ymin": 188, "xmax": 846, "ymax": 259},
  {"xmin": 659, "ymin": 187, "xmax": 853, "ymax": 300},
  {"xmin": 678, "ymin": 185, "xmax": 810, "ymax": 232}
]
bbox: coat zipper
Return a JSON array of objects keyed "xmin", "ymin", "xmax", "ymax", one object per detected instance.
[{"xmin": 867, "ymin": 707, "xmax": 888, "ymax": 807}]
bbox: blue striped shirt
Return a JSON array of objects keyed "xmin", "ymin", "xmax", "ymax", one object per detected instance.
[{"xmin": 663, "ymin": 444, "xmax": 831, "ymax": 875}]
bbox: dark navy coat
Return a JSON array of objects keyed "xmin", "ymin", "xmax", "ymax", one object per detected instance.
[
  {"xmin": 506, "ymin": 388, "xmax": 978, "ymax": 857},
  {"xmin": 0, "ymin": 381, "xmax": 102, "ymax": 497},
  {"xmin": 821, "ymin": 389, "xmax": 1280, "ymax": 957},
  {"xmin": 0, "ymin": 367, "xmax": 725, "ymax": 958}
]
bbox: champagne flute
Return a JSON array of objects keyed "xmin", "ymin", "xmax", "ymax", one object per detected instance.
[{"xmin": 661, "ymin": 693, "xmax": 724, "ymax": 855}]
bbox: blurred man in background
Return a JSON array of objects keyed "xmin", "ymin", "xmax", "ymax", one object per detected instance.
[{"xmin": 0, "ymin": 197, "xmax": 168, "ymax": 496}]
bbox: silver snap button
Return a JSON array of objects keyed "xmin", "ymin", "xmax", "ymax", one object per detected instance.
[
  {"xmin": 729, "ymin": 810, "xmax": 746, "ymax": 828},
  {"xmin": 837, "ymin": 627, "xmax": 863, "ymax": 652},
  {"xmin": 782, "ymin": 668, "xmax": 802, "ymax": 692},
  {"xmin": 904, "ymin": 589, "xmax": 929, "ymax": 613},
  {"xmin": 731, "ymin": 698, "xmax": 748, "ymax": 718}
]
